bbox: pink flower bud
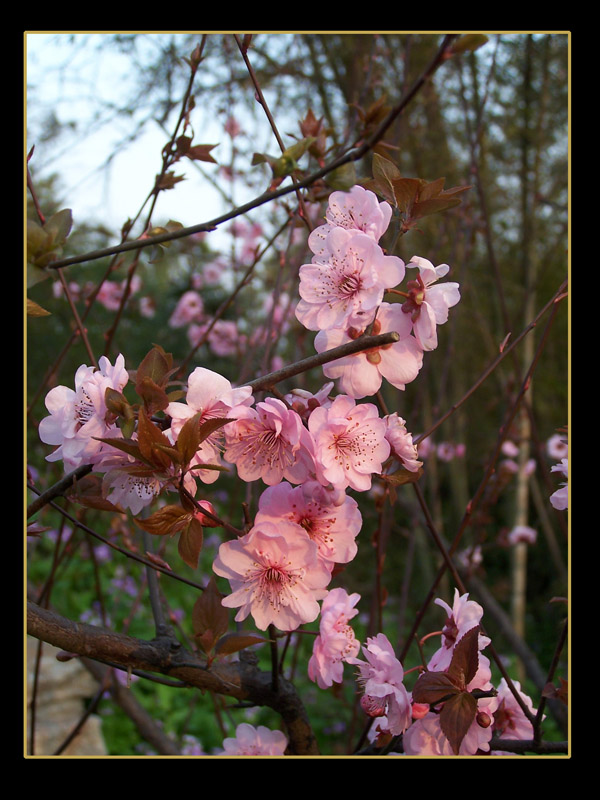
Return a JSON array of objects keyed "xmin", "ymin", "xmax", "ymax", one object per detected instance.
[
  {"xmin": 411, "ymin": 702, "xmax": 430, "ymax": 719},
  {"xmin": 194, "ymin": 501, "xmax": 221, "ymax": 527}
]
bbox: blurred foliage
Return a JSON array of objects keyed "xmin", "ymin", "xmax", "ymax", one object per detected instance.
[{"xmin": 26, "ymin": 32, "xmax": 568, "ymax": 755}]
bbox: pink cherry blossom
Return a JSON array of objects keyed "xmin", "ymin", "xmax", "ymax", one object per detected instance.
[
  {"xmin": 492, "ymin": 678, "xmax": 538, "ymax": 740},
  {"xmin": 401, "ymin": 256, "xmax": 460, "ymax": 351},
  {"xmin": 102, "ymin": 468, "xmax": 162, "ymax": 515},
  {"xmin": 166, "ymin": 367, "xmax": 253, "ymax": 485},
  {"xmin": 218, "ymin": 723, "xmax": 287, "ymax": 756},
  {"xmin": 212, "ymin": 520, "xmax": 331, "ymax": 631},
  {"xmin": 383, "ymin": 413, "xmax": 422, "ymax": 472},
  {"xmin": 506, "ymin": 525, "xmax": 537, "ymax": 546},
  {"xmin": 295, "ymin": 228, "xmax": 405, "ymax": 332},
  {"xmin": 547, "ymin": 433, "xmax": 568, "ymax": 460},
  {"xmin": 168, "ymin": 290, "xmax": 204, "ymax": 328},
  {"xmin": 308, "ymin": 185, "xmax": 393, "ymax": 256},
  {"xmin": 38, "ymin": 354, "xmax": 129, "ymax": 470},
  {"xmin": 550, "ymin": 458, "xmax": 568, "ymax": 510},
  {"xmin": 308, "ymin": 587, "xmax": 361, "ymax": 689},
  {"xmin": 314, "ymin": 303, "xmax": 423, "ymax": 399},
  {"xmin": 223, "ymin": 397, "xmax": 316, "ymax": 486},
  {"xmin": 427, "ymin": 589, "xmax": 490, "ymax": 673},
  {"xmin": 308, "ymin": 395, "xmax": 390, "ymax": 492},
  {"xmin": 348, "ymin": 633, "xmax": 412, "ymax": 736},
  {"xmin": 255, "ymin": 481, "xmax": 362, "ymax": 568}
]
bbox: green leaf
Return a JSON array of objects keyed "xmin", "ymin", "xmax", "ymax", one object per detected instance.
[
  {"xmin": 380, "ymin": 466, "xmax": 423, "ymax": 486},
  {"xmin": 324, "ymin": 161, "xmax": 357, "ymax": 191},
  {"xmin": 43, "ymin": 208, "xmax": 73, "ymax": 247},
  {"xmin": 451, "ymin": 34, "xmax": 489, "ymax": 55}
]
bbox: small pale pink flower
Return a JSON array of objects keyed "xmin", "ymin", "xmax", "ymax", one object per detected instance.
[
  {"xmin": 212, "ymin": 520, "xmax": 331, "ymax": 631},
  {"xmin": 308, "ymin": 395, "xmax": 390, "ymax": 492},
  {"xmin": 38, "ymin": 354, "xmax": 129, "ymax": 470},
  {"xmin": 383, "ymin": 413, "xmax": 422, "ymax": 472},
  {"xmin": 427, "ymin": 589, "xmax": 490, "ymax": 673},
  {"xmin": 314, "ymin": 303, "xmax": 423, "ymax": 399},
  {"xmin": 166, "ymin": 367, "xmax": 253, "ymax": 485},
  {"xmin": 224, "ymin": 397, "xmax": 316, "ymax": 486},
  {"xmin": 402, "ymin": 256, "xmax": 460, "ymax": 351},
  {"xmin": 308, "ymin": 587, "xmax": 361, "ymax": 689},
  {"xmin": 547, "ymin": 433, "xmax": 568, "ymax": 460},
  {"xmin": 550, "ymin": 458, "xmax": 568, "ymax": 510},
  {"xmin": 506, "ymin": 525, "xmax": 537, "ymax": 545},
  {"xmin": 218, "ymin": 723, "xmax": 287, "ymax": 756},
  {"xmin": 255, "ymin": 481, "xmax": 362, "ymax": 568},
  {"xmin": 308, "ymin": 185, "xmax": 392, "ymax": 256},
  {"xmin": 168, "ymin": 290, "xmax": 204, "ymax": 328},
  {"xmin": 493, "ymin": 678, "xmax": 538, "ymax": 740},
  {"xmin": 295, "ymin": 228, "xmax": 405, "ymax": 332},
  {"xmin": 348, "ymin": 633, "xmax": 412, "ymax": 736}
]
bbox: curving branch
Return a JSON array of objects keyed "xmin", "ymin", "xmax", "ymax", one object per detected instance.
[{"xmin": 27, "ymin": 601, "xmax": 319, "ymax": 755}]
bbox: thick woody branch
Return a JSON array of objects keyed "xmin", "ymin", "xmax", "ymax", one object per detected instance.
[{"xmin": 27, "ymin": 601, "xmax": 319, "ymax": 755}]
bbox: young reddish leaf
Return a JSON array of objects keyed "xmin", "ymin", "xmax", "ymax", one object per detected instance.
[
  {"xmin": 411, "ymin": 671, "xmax": 460, "ymax": 705},
  {"xmin": 135, "ymin": 345, "xmax": 173, "ymax": 391},
  {"xmin": 197, "ymin": 417, "xmax": 231, "ymax": 445},
  {"xmin": 175, "ymin": 411, "xmax": 205, "ymax": 465},
  {"xmin": 214, "ymin": 632, "xmax": 267, "ymax": 657},
  {"xmin": 155, "ymin": 171, "xmax": 185, "ymax": 191},
  {"xmin": 192, "ymin": 576, "xmax": 229, "ymax": 640},
  {"xmin": 391, "ymin": 177, "xmax": 420, "ymax": 214},
  {"xmin": 411, "ymin": 196, "xmax": 463, "ymax": 220},
  {"xmin": 371, "ymin": 153, "xmax": 402, "ymax": 205},
  {"xmin": 137, "ymin": 409, "xmax": 173, "ymax": 469},
  {"xmin": 417, "ymin": 176, "xmax": 447, "ymax": 202},
  {"xmin": 69, "ymin": 473, "xmax": 125, "ymax": 512},
  {"xmin": 447, "ymin": 626, "xmax": 480, "ymax": 690},
  {"xmin": 94, "ymin": 435, "xmax": 149, "ymax": 465},
  {"xmin": 196, "ymin": 628, "xmax": 218, "ymax": 655},
  {"xmin": 439, "ymin": 691, "xmax": 478, "ymax": 755},
  {"xmin": 186, "ymin": 143, "xmax": 218, "ymax": 163},
  {"xmin": 135, "ymin": 504, "xmax": 192, "ymax": 536},
  {"xmin": 27, "ymin": 522, "xmax": 52, "ymax": 536},
  {"xmin": 136, "ymin": 376, "xmax": 170, "ymax": 415},
  {"xmin": 177, "ymin": 516, "xmax": 204, "ymax": 569}
]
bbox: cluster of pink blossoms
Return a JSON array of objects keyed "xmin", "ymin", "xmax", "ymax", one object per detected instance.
[
  {"xmin": 352, "ymin": 590, "xmax": 540, "ymax": 756},
  {"xmin": 295, "ymin": 184, "xmax": 460, "ymax": 399}
]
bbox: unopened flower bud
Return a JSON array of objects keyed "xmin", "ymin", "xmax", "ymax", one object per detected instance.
[
  {"xmin": 411, "ymin": 702, "xmax": 430, "ymax": 719},
  {"xmin": 476, "ymin": 711, "xmax": 492, "ymax": 728},
  {"xmin": 194, "ymin": 501, "xmax": 221, "ymax": 527}
]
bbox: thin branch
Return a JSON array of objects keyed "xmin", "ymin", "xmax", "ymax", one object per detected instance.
[{"xmin": 46, "ymin": 35, "xmax": 459, "ymax": 273}]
